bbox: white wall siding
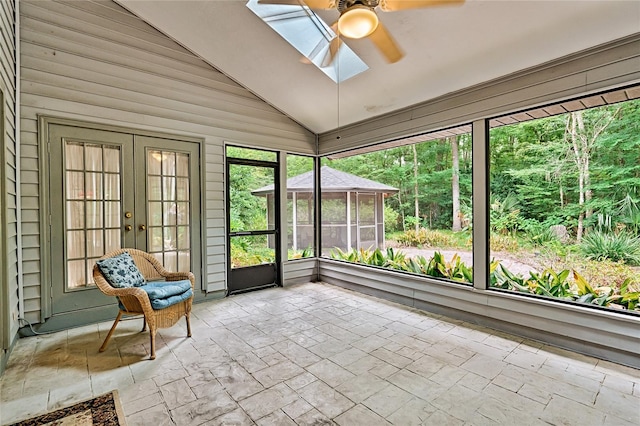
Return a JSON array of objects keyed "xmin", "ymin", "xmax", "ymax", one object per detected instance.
[
  {"xmin": 1, "ymin": 0, "xmax": 18, "ymax": 349},
  {"xmin": 20, "ymin": 0, "xmax": 315, "ymax": 323},
  {"xmin": 283, "ymin": 259, "xmax": 318, "ymax": 287}
]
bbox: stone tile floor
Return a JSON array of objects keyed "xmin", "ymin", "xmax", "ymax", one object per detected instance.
[{"xmin": 1, "ymin": 282, "xmax": 639, "ymax": 425}]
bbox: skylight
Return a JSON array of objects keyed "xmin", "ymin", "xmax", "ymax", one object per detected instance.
[{"xmin": 246, "ymin": 0, "xmax": 368, "ymax": 83}]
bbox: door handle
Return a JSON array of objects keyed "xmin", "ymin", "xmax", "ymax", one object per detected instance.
[
  {"xmin": 139, "ymin": 224, "xmax": 147, "ymax": 231},
  {"xmin": 124, "ymin": 225, "xmax": 132, "ymax": 232}
]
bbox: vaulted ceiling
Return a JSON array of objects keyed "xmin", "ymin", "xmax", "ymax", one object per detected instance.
[{"xmin": 116, "ymin": 0, "xmax": 640, "ymax": 134}]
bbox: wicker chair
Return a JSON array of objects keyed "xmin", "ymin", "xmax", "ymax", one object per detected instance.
[{"xmin": 93, "ymin": 248, "xmax": 194, "ymax": 360}]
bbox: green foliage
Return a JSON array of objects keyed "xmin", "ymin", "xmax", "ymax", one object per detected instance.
[
  {"xmin": 490, "ymin": 193, "xmax": 521, "ymax": 235},
  {"xmin": 328, "ymin": 246, "xmax": 639, "ymax": 311},
  {"xmin": 384, "ymin": 204, "xmax": 401, "ymax": 232},
  {"xmin": 492, "ymin": 264, "xmax": 640, "ymax": 311},
  {"xmin": 289, "ymin": 247, "xmax": 313, "ymax": 260},
  {"xmin": 329, "ymin": 248, "xmax": 473, "ymax": 283},
  {"xmin": 230, "ymin": 239, "xmax": 274, "ymax": 268},
  {"xmin": 396, "ymin": 227, "xmax": 458, "ymax": 248},
  {"xmin": 489, "ymin": 234, "xmax": 519, "ymax": 252},
  {"xmin": 581, "ymin": 231, "xmax": 640, "ymax": 265}
]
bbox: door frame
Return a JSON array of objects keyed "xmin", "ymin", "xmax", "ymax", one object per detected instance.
[
  {"xmin": 225, "ymin": 149, "xmax": 282, "ymax": 295},
  {"xmin": 37, "ymin": 116, "xmax": 205, "ymax": 331}
]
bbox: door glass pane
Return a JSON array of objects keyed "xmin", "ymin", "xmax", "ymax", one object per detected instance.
[
  {"xmin": 229, "ymin": 164, "xmax": 275, "ymax": 232},
  {"xmin": 105, "ymin": 202, "xmax": 121, "ymax": 227},
  {"xmin": 147, "ymin": 150, "xmax": 191, "ymax": 272},
  {"xmin": 86, "ymin": 202, "xmax": 103, "ymax": 228},
  {"xmin": 85, "ymin": 173, "xmax": 102, "ymax": 199},
  {"xmin": 65, "ymin": 143, "xmax": 84, "ymax": 170},
  {"xmin": 64, "ymin": 141, "xmax": 122, "ymax": 290},
  {"xmin": 87, "ymin": 230, "xmax": 104, "ymax": 257},
  {"xmin": 230, "ymin": 235, "xmax": 275, "ymax": 268},
  {"xmin": 148, "ymin": 176, "xmax": 162, "ymax": 200},
  {"xmin": 178, "ymin": 251, "xmax": 190, "ymax": 272},
  {"xmin": 177, "ymin": 153, "xmax": 189, "ymax": 177},
  {"xmin": 178, "ymin": 226, "xmax": 189, "ymax": 249},
  {"xmin": 103, "ymin": 146, "xmax": 120, "ymax": 173},
  {"xmin": 105, "ymin": 229, "xmax": 120, "ymax": 253},
  {"xmin": 85, "ymin": 145, "xmax": 103, "ymax": 171},
  {"xmin": 149, "ymin": 202, "xmax": 162, "ymax": 226},
  {"xmin": 105, "ymin": 174, "xmax": 120, "ymax": 200},
  {"xmin": 177, "ymin": 202, "xmax": 189, "ymax": 225},
  {"xmin": 66, "ymin": 201, "xmax": 84, "ymax": 229},
  {"xmin": 66, "ymin": 172, "xmax": 84, "ymax": 199},
  {"xmin": 149, "ymin": 227, "xmax": 163, "ymax": 252},
  {"xmin": 163, "ymin": 177, "xmax": 176, "ymax": 200},
  {"xmin": 67, "ymin": 260, "xmax": 86, "ymax": 290},
  {"xmin": 148, "ymin": 150, "xmax": 162, "ymax": 175},
  {"xmin": 67, "ymin": 231, "xmax": 85, "ymax": 259},
  {"xmin": 162, "ymin": 152, "xmax": 176, "ymax": 175},
  {"xmin": 177, "ymin": 178, "xmax": 189, "ymax": 200},
  {"xmin": 164, "ymin": 202, "xmax": 177, "ymax": 226}
]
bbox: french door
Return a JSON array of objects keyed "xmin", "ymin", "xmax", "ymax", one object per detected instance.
[{"xmin": 49, "ymin": 124, "xmax": 201, "ymax": 316}]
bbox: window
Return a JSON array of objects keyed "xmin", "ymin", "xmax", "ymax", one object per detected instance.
[
  {"xmin": 287, "ymin": 154, "xmax": 315, "ymax": 259},
  {"xmin": 488, "ymin": 86, "xmax": 640, "ymax": 315},
  {"xmin": 321, "ymin": 125, "xmax": 473, "ymax": 283}
]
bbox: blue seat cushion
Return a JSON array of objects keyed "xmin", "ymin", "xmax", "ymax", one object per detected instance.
[
  {"xmin": 96, "ymin": 252, "xmax": 146, "ymax": 288},
  {"xmin": 140, "ymin": 280, "xmax": 193, "ymax": 309}
]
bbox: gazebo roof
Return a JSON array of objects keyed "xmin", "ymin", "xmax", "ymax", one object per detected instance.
[{"xmin": 252, "ymin": 165, "xmax": 398, "ymax": 195}]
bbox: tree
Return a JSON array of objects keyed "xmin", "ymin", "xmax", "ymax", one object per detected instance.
[
  {"xmin": 412, "ymin": 143, "xmax": 420, "ymax": 231},
  {"xmin": 451, "ymin": 136, "xmax": 462, "ymax": 231},
  {"xmin": 566, "ymin": 107, "xmax": 620, "ymax": 241}
]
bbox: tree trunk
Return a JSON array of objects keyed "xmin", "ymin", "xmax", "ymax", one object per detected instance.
[
  {"xmin": 450, "ymin": 136, "xmax": 462, "ymax": 231},
  {"xmin": 412, "ymin": 144, "xmax": 419, "ymax": 231},
  {"xmin": 567, "ymin": 107, "xmax": 620, "ymax": 241}
]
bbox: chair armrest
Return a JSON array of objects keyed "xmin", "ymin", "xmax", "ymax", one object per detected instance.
[{"xmin": 162, "ymin": 271, "xmax": 195, "ymax": 289}]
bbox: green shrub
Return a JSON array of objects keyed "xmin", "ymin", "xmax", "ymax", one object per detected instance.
[
  {"xmin": 490, "ymin": 234, "xmax": 519, "ymax": 252},
  {"xmin": 396, "ymin": 228, "xmax": 457, "ymax": 247},
  {"xmin": 581, "ymin": 231, "xmax": 640, "ymax": 265}
]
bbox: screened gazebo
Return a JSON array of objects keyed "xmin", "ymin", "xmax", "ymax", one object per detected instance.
[{"xmin": 253, "ymin": 166, "xmax": 398, "ymax": 254}]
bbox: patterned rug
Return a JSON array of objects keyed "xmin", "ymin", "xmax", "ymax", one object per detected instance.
[{"xmin": 8, "ymin": 391, "xmax": 126, "ymax": 426}]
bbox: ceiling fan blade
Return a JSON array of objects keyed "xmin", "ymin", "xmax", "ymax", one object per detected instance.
[
  {"xmin": 379, "ymin": 0, "xmax": 464, "ymax": 12},
  {"xmin": 258, "ymin": 0, "xmax": 335, "ymax": 9},
  {"xmin": 368, "ymin": 22, "xmax": 404, "ymax": 63}
]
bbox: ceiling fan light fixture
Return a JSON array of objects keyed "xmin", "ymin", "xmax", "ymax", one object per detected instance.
[{"xmin": 338, "ymin": 6, "xmax": 379, "ymax": 39}]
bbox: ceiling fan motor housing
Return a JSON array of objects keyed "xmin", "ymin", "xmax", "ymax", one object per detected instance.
[{"xmin": 337, "ymin": 0, "xmax": 379, "ymax": 12}]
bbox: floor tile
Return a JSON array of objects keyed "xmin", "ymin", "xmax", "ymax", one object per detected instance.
[
  {"xmin": 335, "ymin": 404, "xmax": 392, "ymax": 425},
  {"xmin": 297, "ymin": 380, "xmax": 354, "ymax": 418},
  {"xmin": 1, "ymin": 282, "xmax": 639, "ymax": 426}
]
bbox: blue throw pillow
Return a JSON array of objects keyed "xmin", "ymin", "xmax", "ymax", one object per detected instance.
[{"xmin": 96, "ymin": 252, "xmax": 146, "ymax": 288}]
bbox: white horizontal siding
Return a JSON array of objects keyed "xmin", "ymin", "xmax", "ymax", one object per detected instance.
[
  {"xmin": 19, "ymin": 0, "xmax": 314, "ymax": 323},
  {"xmin": 283, "ymin": 259, "xmax": 317, "ymax": 286},
  {"xmin": 319, "ymin": 34, "xmax": 640, "ymax": 155},
  {"xmin": 1, "ymin": 0, "xmax": 18, "ymax": 354}
]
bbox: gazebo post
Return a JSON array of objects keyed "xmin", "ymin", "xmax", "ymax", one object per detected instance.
[
  {"xmin": 292, "ymin": 192, "xmax": 298, "ymax": 250},
  {"xmin": 346, "ymin": 191, "xmax": 352, "ymax": 250}
]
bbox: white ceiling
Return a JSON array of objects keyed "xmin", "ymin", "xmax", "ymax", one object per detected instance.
[{"xmin": 116, "ymin": 0, "xmax": 640, "ymax": 134}]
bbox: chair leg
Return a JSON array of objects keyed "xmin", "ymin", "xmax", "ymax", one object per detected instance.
[
  {"xmin": 185, "ymin": 313, "xmax": 192, "ymax": 338},
  {"xmin": 99, "ymin": 311, "xmax": 123, "ymax": 352},
  {"xmin": 149, "ymin": 327, "xmax": 157, "ymax": 360},
  {"xmin": 141, "ymin": 317, "xmax": 147, "ymax": 332}
]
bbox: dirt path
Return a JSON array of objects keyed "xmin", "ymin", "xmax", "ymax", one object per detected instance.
[{"xmin": 387, "ymin": 244, "xmax": 540, "ymax": 276}]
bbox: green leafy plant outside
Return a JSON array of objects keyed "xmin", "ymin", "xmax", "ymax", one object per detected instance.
[{"xmin": 329, "ymin": 247, "xmax": 640, "ymax": 312}]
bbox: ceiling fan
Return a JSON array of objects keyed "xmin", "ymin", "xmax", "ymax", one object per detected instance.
[{"xmin": 258, "ymin": 0, "xmax": 464, "ymax": 64}]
